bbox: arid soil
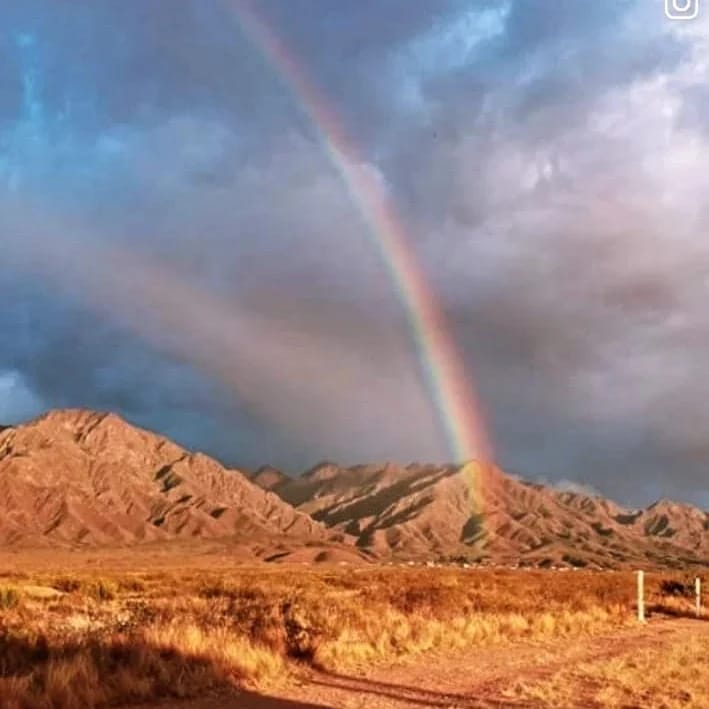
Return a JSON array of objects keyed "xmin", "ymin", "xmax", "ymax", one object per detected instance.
[
  {"xmin": 140, "ymin": 617, "xmax": 709, "ymax": 708},
  {"xmin": 1, "ymin": 552, "xmax": 705, "ymax": 708},
  {"xmin": 1, "ymin": 409, "xmax": 707, "ymax": 707}
]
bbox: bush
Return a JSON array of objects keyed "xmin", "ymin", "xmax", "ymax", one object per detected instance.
[
  {"xmin": 87, "ymin": 579, "xmax": 117, "ymax": 602},
  {"xmin": 117, "ymin": 577, "xmax": 147, "ymax": 593},
  {"xmin": 0, "ymin": 586, "xmax": 20, "ymax": 610},
  {"xmin": 660, "ymin": 578, "xmax": 695, "ymax": 598},
  {"xmin": 52, "ymin": 576, "xmax": 83, "ymax": 593}
]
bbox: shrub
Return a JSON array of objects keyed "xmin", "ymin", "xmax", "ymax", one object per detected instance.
[
  {"xmin": 87, "ymin": 579, "xmax": 117, "ymax": 602},
  {"xmin": 52, "ymin": 576, "xmax": 83, "ymax": 593},
  {"xmin": 0, "ymin": 586, "xmax": 20, "ymax": 610},
  {"xmin": 117, "ymin": 577, "xmax": 147, "ymax": 594}
]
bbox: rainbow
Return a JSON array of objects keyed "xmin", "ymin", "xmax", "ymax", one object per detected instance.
[{"xmin": 230, "ymin": 1, "xmax": 493, "ymax": 468}]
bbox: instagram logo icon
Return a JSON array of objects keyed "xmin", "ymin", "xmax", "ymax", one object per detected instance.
[{"xmin": 665, "ymin": 0, "xmax": 700, "ymax": 20}]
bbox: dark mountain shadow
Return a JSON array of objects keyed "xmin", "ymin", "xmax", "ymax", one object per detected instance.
[{"xmin": 313, "ymin": 468, "xmax": 457, "ymax": 528}]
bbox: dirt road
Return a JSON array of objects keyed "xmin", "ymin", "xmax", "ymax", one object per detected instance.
[{"xmin": 142, "ymin": 617, "xmax": 709, "ymax": 708}]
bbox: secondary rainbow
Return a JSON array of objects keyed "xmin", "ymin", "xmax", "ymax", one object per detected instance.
[{"xmin": 230, "ymin": 1, "xmax": 494, "ymax": 468}]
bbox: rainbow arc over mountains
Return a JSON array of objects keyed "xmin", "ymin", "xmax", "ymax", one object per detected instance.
[
  {"xmin": 231, "ymin": 2, "xmax": 494, "ymax": 482},
  {"xmin": 8, "ymin": 3, "xmax": 495, "ymax": 509}
]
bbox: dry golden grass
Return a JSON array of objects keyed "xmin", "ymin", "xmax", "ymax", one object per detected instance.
[
  {"xmin": 0, "ymin": 554, "xmax": 703, "ymax": 708},
  {"xmin": 506, "ymin": 633, "xmax": 709, "ymax": 708}
]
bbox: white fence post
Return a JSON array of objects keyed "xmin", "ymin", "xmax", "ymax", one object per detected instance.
[
  {"xmin": 637, "ymin": 570, "xmax": 645, "ymax": 623},
  {"xmin": 696, "ymin": 577, "xmax": 702, "ymax": 618}
]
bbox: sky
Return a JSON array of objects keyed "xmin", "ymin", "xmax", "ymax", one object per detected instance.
[{"xmin": 2, "ymin": 0, "xmax": 709, "ymax": 508}]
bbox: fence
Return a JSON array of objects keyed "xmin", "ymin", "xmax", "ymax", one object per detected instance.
[{"xmin": 636, "ymin": 570, "xmax": 703, "ymax": 622}]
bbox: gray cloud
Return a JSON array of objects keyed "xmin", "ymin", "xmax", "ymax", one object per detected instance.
[
  {"xmin": 395, "ymin": 5, "xmax": 709, "ymax": 505},
  {"xmin": 1, "ymin": 1, "xmax": 708, "ymax": 506}
]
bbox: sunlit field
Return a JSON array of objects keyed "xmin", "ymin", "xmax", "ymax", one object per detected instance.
[
  {"xmin": 0, "ymin": 551, "xmax": 704, "ymax": 707},
  {"xmin": 505, "ymin": 632, "xmax": 709, "ymax": 709}
]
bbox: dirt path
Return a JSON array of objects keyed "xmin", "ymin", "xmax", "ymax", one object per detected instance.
[{"xmin": 141, "ymin": 617, "xmax": 709, "ymax": 708}]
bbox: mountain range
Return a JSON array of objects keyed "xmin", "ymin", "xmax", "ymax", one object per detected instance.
[{"xmin": 0, "ymin": 410, "xmax": 706, "ymax": 568}]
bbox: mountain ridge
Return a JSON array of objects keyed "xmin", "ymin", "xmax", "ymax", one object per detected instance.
[
  {"xmin": 1, "ymin": 409, "xmax": 706, "ymax": 568},
  {"xmin": 0, "ymin": 409, "xmax": 361, "ymax": 562},
  {"xmin": 259, "ymin": 460, "xmax": 708, "ymax": 569}
]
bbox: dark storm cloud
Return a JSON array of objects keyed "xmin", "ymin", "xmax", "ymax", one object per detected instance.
[
  {"xmin": 2, "ymin": 193, "xmax": 441, "ymax": 469},
  {"xmin": 359, "ymin": 0, "xmax": 707, "ymax": 505},
  {"xmin": 2, "ymin": 1, "xmax": 708, "ymax": 505}
]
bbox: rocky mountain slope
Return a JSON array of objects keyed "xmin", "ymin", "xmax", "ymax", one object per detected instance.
[
  {"xmin": 0, "ymin": 410, "xmax": 344, "ymax": 557},
  {"xmin": 250, "ymin": 465, "xmax": 289, "ymax": 491},
  {"xmin": 260, "ymin": 461, "xmax": 708, "ymax": 568},
  {"xmin": 1, "ymin": 410, "xmax": 705, "ymax": 567}
]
